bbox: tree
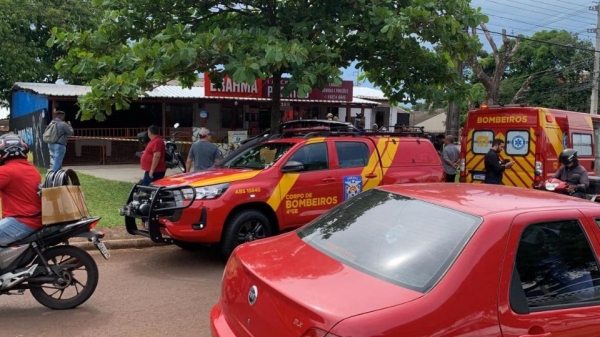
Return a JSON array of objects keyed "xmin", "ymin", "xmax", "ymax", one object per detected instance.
[
  {"xmin": 0, "ymin": 0, "xmax": 98, "ymax": 107},
  {"xmin": 505, "ymin": 30, "xmax": 593, "ymax": 112},
  {"xmin": 468, "ymin": 22, "xmax": 526, "ymax": 105},
  {"xmin": 51, "ymin": 0, "xmax": 485, "ymax": 130}
]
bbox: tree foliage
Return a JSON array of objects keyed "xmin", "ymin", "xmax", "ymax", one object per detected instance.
[
  {"xmin": 0, "ymin": 0, "xmax": 99, "ymax": 107},
  {"xmin": 467, "ymin": 29, "xmax": 593, "ymax": 112},
  {"xmin": 51, "ymin": 0, "xmax": 486, "ymax": 130}
]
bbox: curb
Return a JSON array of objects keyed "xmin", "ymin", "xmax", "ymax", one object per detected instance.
[{"xmin": 71, "ymin": 238, "xmax": 167, "ymax": 251}]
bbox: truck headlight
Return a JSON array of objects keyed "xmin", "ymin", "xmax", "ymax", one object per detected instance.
[{"xmin": 182, "ymin": 183, "xmax": 229, "ymax": 200}]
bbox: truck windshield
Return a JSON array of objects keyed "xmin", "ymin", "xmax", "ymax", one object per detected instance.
[
  {"xmin": 297, "ymin": 189, "xmax": 482, "ymax": 293},
  {"xmin": 220, "ymin": 143, "xmax": 295, "ymax": 169}
]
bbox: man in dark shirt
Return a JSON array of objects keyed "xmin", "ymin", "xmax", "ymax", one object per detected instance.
[
  {"xmin": 0, "ymin": 134, "xmax": 42, "ymax": 245},
  {"xmin": 484, "ymin": 138, "xmax": 515, "ymax": 185},
  {"xmin": 553, "ymin": 148, "xmax": 589, "ymax": 199},
  {"xmin": 186, "ymin": 127, "xmax": 222, "ymax": 172},
  {"xmin": 48, "ymin": 110, "xmax": 74, "ymax": 171}
]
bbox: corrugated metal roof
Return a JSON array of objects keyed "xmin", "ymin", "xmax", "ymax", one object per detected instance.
[
  {"xmin": 13, "ymin": 82, "xmax": 91, "ymax": 97},
  {"xmin": 144, "ymin": 85, "xmax": 205, "ymax": 99},
  {"xmin": 12, "ymin": 82, "xmax": 380, "ymax": 105},
  {"xmin": 353, "ymin": 86, "xmax": 387, "ymax": 100}
]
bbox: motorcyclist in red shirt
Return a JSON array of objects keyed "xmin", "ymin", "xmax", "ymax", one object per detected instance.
[{"xmin": 0, "ymin": 134, "xmax": 42, "ymax": 246}]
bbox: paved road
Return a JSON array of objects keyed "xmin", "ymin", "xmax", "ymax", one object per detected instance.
[{"xmin": 0, "ymin": 246, "xmax": 225, "ymax": 337}]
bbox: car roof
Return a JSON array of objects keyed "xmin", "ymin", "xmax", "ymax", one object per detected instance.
[{"xmin": 377, "ymin": 183, "xmax": 595, "ymax": 216}]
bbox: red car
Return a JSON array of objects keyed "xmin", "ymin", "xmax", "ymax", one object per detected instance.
[{"xmin": 211, "ymin": 184, "xmax": 600, "ymax": 336}]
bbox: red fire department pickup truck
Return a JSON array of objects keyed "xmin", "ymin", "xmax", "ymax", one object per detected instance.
[{"xmin": 121, "ymin": 121, "xmax": 445, "ymax": 258}]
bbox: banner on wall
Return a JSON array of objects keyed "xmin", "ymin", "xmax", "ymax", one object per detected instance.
[
  {"xmin": 9, "ymin": 109, "xmax": 49, "ymax": 168},
  {"xmin": 227, "ymin": 131, "xmax": 248, "ymax": 144}
]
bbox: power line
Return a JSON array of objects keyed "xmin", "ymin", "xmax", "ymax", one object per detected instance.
[
  {"xmin": 475, "ymin": 28, "xmax": 598, "ymax": 53},
  {"xmin": 506, "ymin": 0, "xmax": 595, "ymax": 17},
  {"xmin": 486, "ymin": 0, "xmax": 595, "ymax": 25}
]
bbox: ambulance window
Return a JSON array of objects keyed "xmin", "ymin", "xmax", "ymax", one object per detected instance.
[
  {"xmin": 288, "ymin": 143, "xmax": 329, "ymax": 171},
  {"xmin": 335, "ymin": 142, "xmax": 370, "ymax": 168},
  {"xmin": 472, "ymin": 131, "xmax": 494, "ymax": 154},
  {"xmin": 506, "ymin": 131, "xmax": 530, "ymax": 156},
  {"xmin": 573, "ymin": 134, "xmax": 592, "ymax": 156}
]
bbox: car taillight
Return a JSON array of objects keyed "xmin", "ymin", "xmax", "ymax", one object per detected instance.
[{"xmin": 301, "ymin": 328, "xmax": 341, "ymax": 337}]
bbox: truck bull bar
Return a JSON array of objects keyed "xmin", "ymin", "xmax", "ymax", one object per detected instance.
[{"xmin": 121, "ymin": 184, "xmax": 197, "ymax": 244}]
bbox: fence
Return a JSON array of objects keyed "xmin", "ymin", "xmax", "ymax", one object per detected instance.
[{"xmin": 62, "ymin": 127, "xmax": 243, "ymax": 166}]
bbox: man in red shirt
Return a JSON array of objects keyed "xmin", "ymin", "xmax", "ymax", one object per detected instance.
[
  {"xmin": 0, "ymin": 134, "xmax": 42, "ymax": 246},
  {"xmin": 140, "ymin": 125, "xmax": 166, "ymax": 186}
]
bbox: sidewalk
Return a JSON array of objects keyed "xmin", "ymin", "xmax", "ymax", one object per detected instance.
[{"xmin": 70, "ymin": 164, "xmax": 183, "ymax": 183}]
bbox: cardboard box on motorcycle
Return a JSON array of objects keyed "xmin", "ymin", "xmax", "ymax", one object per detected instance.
[{"xmin": 42, "ymin": 186, "xmax": 90, "ymax": 225}]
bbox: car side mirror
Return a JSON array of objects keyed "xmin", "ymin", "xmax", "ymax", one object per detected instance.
[{"xmin": 281, "ymin": 161, "xmax": 305, "ymax": 173}]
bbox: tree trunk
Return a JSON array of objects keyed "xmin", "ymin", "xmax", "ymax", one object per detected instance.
[{"xmin": 270, "ymin": 71, "xmax": 282, "ymax": 133}]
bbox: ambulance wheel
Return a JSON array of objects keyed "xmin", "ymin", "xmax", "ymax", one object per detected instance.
[{"xmin": 220, "ymin": 210, "xmax": 272, "ymax": 259}]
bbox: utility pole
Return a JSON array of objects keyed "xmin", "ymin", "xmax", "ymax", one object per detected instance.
[{"xmin": 588, "ymin": 3, "xmax": 600, "ymax": 115}]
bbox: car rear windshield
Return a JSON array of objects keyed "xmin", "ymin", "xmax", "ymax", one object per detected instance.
[{"xmin": 297, "ymin": 189, "xmax": 482, "ymax": 293}]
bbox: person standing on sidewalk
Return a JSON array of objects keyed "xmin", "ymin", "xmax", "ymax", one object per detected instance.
[
  {"xmin": 186, "ymin": 127, "xmax": 222, "ymax": 172},
  {"xmin": 442, "ymin": 135, "xmax": 460, "ymax": 182},
  {"xmin": 48, "ymin": 110, "xmax": 73, "ymax": 171},
  {"xmin": 140, "ymin": 125, "xmax": 166, "ymax": 186}
]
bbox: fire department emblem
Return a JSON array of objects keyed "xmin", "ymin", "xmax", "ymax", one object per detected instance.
[{"xmin": 343, "ymin": 175, "xmax": 363, "ymax": 201}]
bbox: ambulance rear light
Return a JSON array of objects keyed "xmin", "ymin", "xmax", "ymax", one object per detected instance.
[
  {"xmin": 460, "ymin": 158, "xmax": 466, "ymax": 173},
  {"xmin": 534, "ymin": 161, "xmax": 543, "ymax": 176}
]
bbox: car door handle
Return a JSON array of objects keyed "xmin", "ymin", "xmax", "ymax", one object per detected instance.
[
  {"xmin": 519, "ymin": 333, "xmax": 551, "ymax": 337},
  {"xmin": 365, "ymin": 173, "xmax": 378, "ymax": 179},
  {"xmin": 322, "ymin": 177, "xmax": 336, "ymax": 183}
]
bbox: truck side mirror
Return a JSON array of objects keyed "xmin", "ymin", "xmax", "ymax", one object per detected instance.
[{"xmin": 281, "ymin": 161, "xmax": 305, "ymax": 173}]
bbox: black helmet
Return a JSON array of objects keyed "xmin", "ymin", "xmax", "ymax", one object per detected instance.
[
  {"xmin": 137, "ymin": 131, "xmax": 150, "ymax": 145},
  {"xmin": 559, "ymin": 148, "xmax": 578, "ymax": 166},
  {"xmin": 0, "ymin": 133, "xmax": 29, "ymax": 163}
]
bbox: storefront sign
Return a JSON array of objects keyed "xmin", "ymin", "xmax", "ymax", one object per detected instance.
[
  {"xmin": 204, "ymin": 75, "xmax": 263, "ymax": 98},
  {"xmin": 228, "ymin": 131, "xmax": 248, "ymax": 144},
  {"xmin": 204, "ymin": 73, "xmax": 353, "ymax": 101},
  {"xmin": 262, "ymin": 79, "xmax": 353, "ymax": 102}
]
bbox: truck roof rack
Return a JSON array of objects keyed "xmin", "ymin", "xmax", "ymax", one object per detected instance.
[{"xmin": 280, "ymin": 124, "xmax": 431, "ymax": 139}]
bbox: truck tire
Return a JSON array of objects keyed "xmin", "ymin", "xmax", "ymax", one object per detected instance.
[{"xmin": 220, "ymin": 210, "xmax": 272, "ymax": 259}]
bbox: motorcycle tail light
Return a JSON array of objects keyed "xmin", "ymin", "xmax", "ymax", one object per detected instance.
[
  {"xmin": 89, "ymin": 220, "xmax": 99, "ymax": 229},
  {"xmin": 301, "ymin": 328, "xmax": 340, "ymax": 337}
]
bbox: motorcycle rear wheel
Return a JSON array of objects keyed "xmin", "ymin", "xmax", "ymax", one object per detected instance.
[{"xmin": 30, "ymin": 246, "xmax": 99, "ymax": 310}]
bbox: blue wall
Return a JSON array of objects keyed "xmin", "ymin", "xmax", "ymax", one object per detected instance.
[{"xmin": 11, "ymin": 91, "xmax": 49, "ymax": 119}]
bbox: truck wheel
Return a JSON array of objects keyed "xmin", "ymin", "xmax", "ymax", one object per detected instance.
[{"xmin": 220, "ymin": 210, "xmax": 271, "ymax": 259}]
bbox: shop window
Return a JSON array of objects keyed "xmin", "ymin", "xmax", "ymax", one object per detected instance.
[{"xmin": 220, "ymin": 106, "xmax": 243, "ymax": 129}]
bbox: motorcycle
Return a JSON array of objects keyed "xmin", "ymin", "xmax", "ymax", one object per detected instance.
[
  {"xmin": 0, "ymin": 217, "xmax": 109, "ymax": 309},
  {"xmin": 541, "ymin": 174, "xmax": 600, "ymax": 202},
  {"xmin": 137, "ymin": 123, "xmax": 186, "ymax": 173}
]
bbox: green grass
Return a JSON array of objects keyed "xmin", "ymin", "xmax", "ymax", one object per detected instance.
[{"xmin": 38, "ymin": 167, "xmax": 132, "ymax": 228}]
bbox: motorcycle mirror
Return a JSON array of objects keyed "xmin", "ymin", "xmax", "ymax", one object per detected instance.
[{"xmin": 174, "ymin": 123, "xmax": 180, "ymax": 128}]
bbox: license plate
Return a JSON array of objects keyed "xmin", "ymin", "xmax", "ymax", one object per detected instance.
[
  {"xmin": 472, "ymin": 173, "xmax": 486, "ymax": 181},
  {"xmin": 95, "ymin": 241, "xmax": 111, "ymax": 259}
]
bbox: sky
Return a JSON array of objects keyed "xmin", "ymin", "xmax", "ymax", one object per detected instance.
[{"xmin": 340, "ymin": 0, "xmax": 598, "ymax": 88}]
